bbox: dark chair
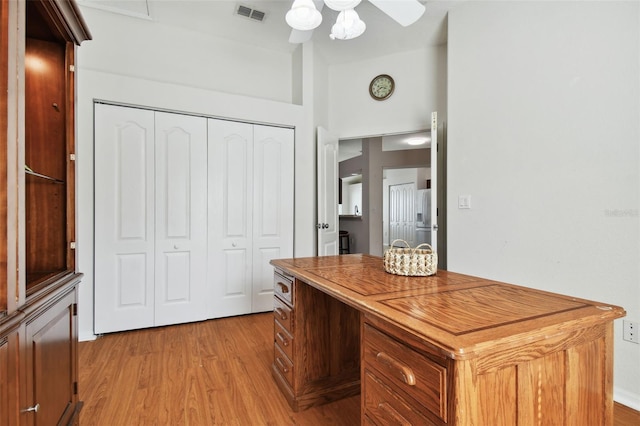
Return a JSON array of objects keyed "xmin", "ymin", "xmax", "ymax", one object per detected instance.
[{"xmin": 339, "ymin": 231, "xmax": 350, "ymax": 254}]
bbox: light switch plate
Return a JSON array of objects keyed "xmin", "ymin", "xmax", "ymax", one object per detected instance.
[{"xmin": 458, "ymin": 195, "xmax": 471, "ymax": 209}]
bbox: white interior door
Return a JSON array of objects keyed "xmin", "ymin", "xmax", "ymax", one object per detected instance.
[
  {"xmin": 94, "ymin": 104, "xmax": 155, "ymax": 334},
  {"xmin": 251, "ymin": 125, "xmax": 294, "ymax": 312},
  {"xmin": 430, "ymin": 111, "xmax": 439, "ymax": 254},
  {"xmin": 317, "ymin": 127, "xmax": 339, "ymax": 256},
  {"xmin": 208, "ymin": 119, "xmax": 253, "ymax": 317},
  {"xmin": 153, "ymin": 112, "xmax": 208, "ymax": 326},
  {"xmin": 389, "ymin": 183, "xmax": 416, "ymax": 247}
]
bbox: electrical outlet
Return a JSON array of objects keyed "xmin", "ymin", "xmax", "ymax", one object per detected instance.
[{"xmin": 623, "ymin": 320, "xmax": 639, "ymax": 343}]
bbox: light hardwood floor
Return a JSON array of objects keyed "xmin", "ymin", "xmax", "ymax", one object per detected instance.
[{"xmin": 79, "ymin": 312, "xmax": 639, "ymax": 425}]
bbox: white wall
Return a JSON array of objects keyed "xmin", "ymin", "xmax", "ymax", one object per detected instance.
[
  {"xmin": 328, "ymin": 46, "xmax": 447, "ymax": 138},
  {"xmin": 447, "ymin": 1, "xmax": 640, "ymax": 408},
  {"xmin": 75, "ymin": 7, "xmax": 313, "ymax": 341},
  {"xmin": 78, "ymin": 7, "xmax": 293, "ymax": 103}
]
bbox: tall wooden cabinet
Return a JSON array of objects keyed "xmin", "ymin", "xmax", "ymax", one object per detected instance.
[{"xmin": 0, "ymin": 0, "xmax": 90, "ymax": 424}]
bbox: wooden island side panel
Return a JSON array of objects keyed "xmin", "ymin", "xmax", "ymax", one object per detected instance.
[
  {"xmin": 272, "ymin": 270, "xmax": 361, "ymax": 412},
  {"xmin": 270, "ymin": 255, "xmax": 625, "ymax": 425}
]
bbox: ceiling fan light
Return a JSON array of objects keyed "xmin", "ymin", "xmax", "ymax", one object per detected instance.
[
  {"xmin": 324, "ymin": 0, "xmax": 361, "ymax": 12},
  {"xmin": 286, "ymin": 0, "xmax": 323, "ymax": 31},
  {"xmin": 329, "ymin": 9, "xmax": 366, "ymax": 40}
]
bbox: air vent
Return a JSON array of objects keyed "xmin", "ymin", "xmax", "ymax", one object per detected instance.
[{"xmin": 236, "ymin": 4, "xmax": 266, "ymax": 22}]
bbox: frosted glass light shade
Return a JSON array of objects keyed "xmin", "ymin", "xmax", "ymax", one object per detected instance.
[
  {"xmin": 286, "ymin": 0, "xmax": 323, "ymax": 30},
  {"xmin": 324, "ymin": 0, "xmax": 361, "ymax": 12},
  {"xmin": 329, "ymin": 9, "xmax": 366, "ymax": 40}
]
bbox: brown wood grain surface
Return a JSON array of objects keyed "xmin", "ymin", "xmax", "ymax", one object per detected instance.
[
  {"xmin": 25, "ymin": 37, "xmax": 68, "ymax": 287},
  {"xmin": 271, "ymin": 255, "xmax": 626, "ymax": 361},
  {"xmin": 0, "ymin": 0, "xmax": 8, "ymax": 314}
]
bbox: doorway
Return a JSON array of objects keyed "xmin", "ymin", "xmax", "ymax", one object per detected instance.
[
  {"xmin": 384, "ymin": 168, "xmax": 430, "ymax": 251},
  {"xmin": 338, "ymin": 131, "xmax": 433, "ymax": 257}
]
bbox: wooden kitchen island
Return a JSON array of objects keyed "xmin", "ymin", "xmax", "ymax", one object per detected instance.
[{"xmin": 270, "ymin": 254, "xmax": 626, "ymax": 425}]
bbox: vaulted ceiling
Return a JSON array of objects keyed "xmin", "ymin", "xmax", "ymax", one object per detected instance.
[{"xmin": 77, "ymin": 0, "xmax": 452, "ymax": 63}]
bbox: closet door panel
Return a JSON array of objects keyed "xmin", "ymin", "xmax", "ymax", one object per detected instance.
[
  {"xmin": 252, "ymin": 125, "xmax": 294, "ymax": 312},
  {"xmin": 224, "ymin": 141, "xmax": 249, "ymax": 236},
  {"xmin": 94, "ymin": 104, "xmax": 155, "ymax": 334},
  {"xmin": 223, "ymin": 250, "xmax": 249, "ymax": 295},
  {"xmin": 154, "ymin": 112, "xmax": 208, "ymax": 326},
  {"xmin": 208, "ymin": 119, "xmax": 253, "ymax": 317}
]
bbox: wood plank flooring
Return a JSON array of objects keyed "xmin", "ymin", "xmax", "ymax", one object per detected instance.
[
  {"xmin": 78, "ymin": 313, "xmax": 359, "ymax": 425},
  {"xmin": 78, "ymin": 312, "xmax": 639, "ymax": 425}
]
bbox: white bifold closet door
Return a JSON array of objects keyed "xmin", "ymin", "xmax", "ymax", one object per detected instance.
[
  {"xmin": 94, "ymin": 104, "xmax": 208, "ymax": 334},
  {"xmin": 208, "ymin": 119, "xmax": 294, "ymax": 317}
]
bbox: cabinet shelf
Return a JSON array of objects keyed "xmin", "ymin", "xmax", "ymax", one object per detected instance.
[
  {"xmin": 26, "ymin": 268, "xmax": 69, "ymax": 295},
  {"xmin": 25, "ymin": 167, "xmax": 65, "ymax": 184}
]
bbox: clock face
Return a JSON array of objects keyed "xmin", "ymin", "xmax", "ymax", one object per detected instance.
[{"xmin": 369, "ymin": 74, "xmax": 394, "ymax": 100}]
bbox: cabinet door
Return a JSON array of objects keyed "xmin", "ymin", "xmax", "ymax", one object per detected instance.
[
  {"xmin": 154, "ymin": 112, "xmax": 208, "ymax": 326},
  {"xmin": 23, "ymin": 289, "xmax": 78, "ymax": 426},
  {"xmin": 0, "ymin": 336, "xmax": 8, "ymax": 425},
  {"xmin": 252, "ymin": 125, "xmax": 294, "ymax": 312},
  {"xmin": 0, "ymin": 324, "xmax": 19, "ymax": 426},
  {"xmin": 94, "ymin": 104, "xmax": 155, "ymax": 333},
  {"xmin": 208, "ymin": 119, "xmax": 253, "ymax": 317}
]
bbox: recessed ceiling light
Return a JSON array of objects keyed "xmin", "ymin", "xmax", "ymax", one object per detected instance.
[{"xmin": 406, "ymin": 137, "xmax": 428, "ymax": 146}]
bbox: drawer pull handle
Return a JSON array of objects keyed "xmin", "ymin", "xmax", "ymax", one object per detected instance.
[
  {"xmin": 275, "ymin": 357, "xmax": 289, "ymax": 374},
  {"xmin": 378, "ymin": 402, "xmax": 411, "ymax": 426},
  {"xmin": 276, "ymin": 282, "xmax": 290, "ymax": 293},
  {"xmin": 376, "ymin": 352, "xmax": 416, "ymax": 386},
  {"xmin": 276, "ymin": 332, "xmax": 289, "ymax": 347},
  {"xmin": 274, "ymin": 307, "xmax": 288, "ymax": 321}
]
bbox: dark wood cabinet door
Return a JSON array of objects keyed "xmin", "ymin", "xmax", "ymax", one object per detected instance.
[
  {"xmin": 0, "ymin": 321, "xmax": 20, "ymax": 426},
  {"xmin": 23, "ymin": 288, "xmax": 78, "ymax": 426}
]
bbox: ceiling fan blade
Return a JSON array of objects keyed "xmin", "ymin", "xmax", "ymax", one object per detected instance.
[
  {"xmin": 368, "ymin": 0, "xmax": 426, "ymax": 27},
  {"xmin": 288, "ymin": 0, "xmax": 325, "ymax": 44}
]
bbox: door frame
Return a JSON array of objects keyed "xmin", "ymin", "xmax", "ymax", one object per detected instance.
[{"xmin": 334, "ymin": 118, "xmax": 447, "ymax": 267}]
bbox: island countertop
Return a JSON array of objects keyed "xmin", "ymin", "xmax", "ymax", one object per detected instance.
[{"xmin": 270, "ymin": 254, "xmax": 626, "ymax": 361}]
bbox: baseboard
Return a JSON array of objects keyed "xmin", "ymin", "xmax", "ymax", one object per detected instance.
[
  {"xmin": 615, "ymin": 387, "xmax": 640, "ymax": 411},
  {"xmin": 79, "ymin": 332, "xmax": 98, "ymax": 342}
]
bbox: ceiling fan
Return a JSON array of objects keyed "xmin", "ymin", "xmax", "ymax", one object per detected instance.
[{"xmin": 286, "ymin": 0, "xmax": 426, "ymax": 43}]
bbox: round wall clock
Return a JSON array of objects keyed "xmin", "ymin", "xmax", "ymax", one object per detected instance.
[{"xmin": 369, "ymin": 74, "xmax": 395, "ymax": 101}]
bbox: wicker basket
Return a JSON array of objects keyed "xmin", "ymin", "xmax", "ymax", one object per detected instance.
[{"xmin": 383, "ymin": 239, "xmax": 438, "ymax": 277}]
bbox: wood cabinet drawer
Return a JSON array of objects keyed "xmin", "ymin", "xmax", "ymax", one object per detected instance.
[
  {"xmin": 364, "ymin": 371, "xmax": 438, "ymax": 426},
  {"xmin": 363, "ymin": 323, "xmax": 448, "ymax": 422},
  {"xmin": 273, "ymin": 296, "xmax": 293, "ymax": 333},
  {"xmin": 274, "ymin": 319, "xmax": 293, "ymax": 361},
  {"xmin": 274, "ymin": 271, "xmax": 294, "ymax": 306},
  {"xmin": 274, "ymin": 343, "xmax": 294, "ymax": 387}
]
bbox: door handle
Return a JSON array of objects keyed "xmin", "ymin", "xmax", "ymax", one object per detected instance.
[{"xmin": 316, "ymin": 223, "xmax": 330, "ymax": 229}]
